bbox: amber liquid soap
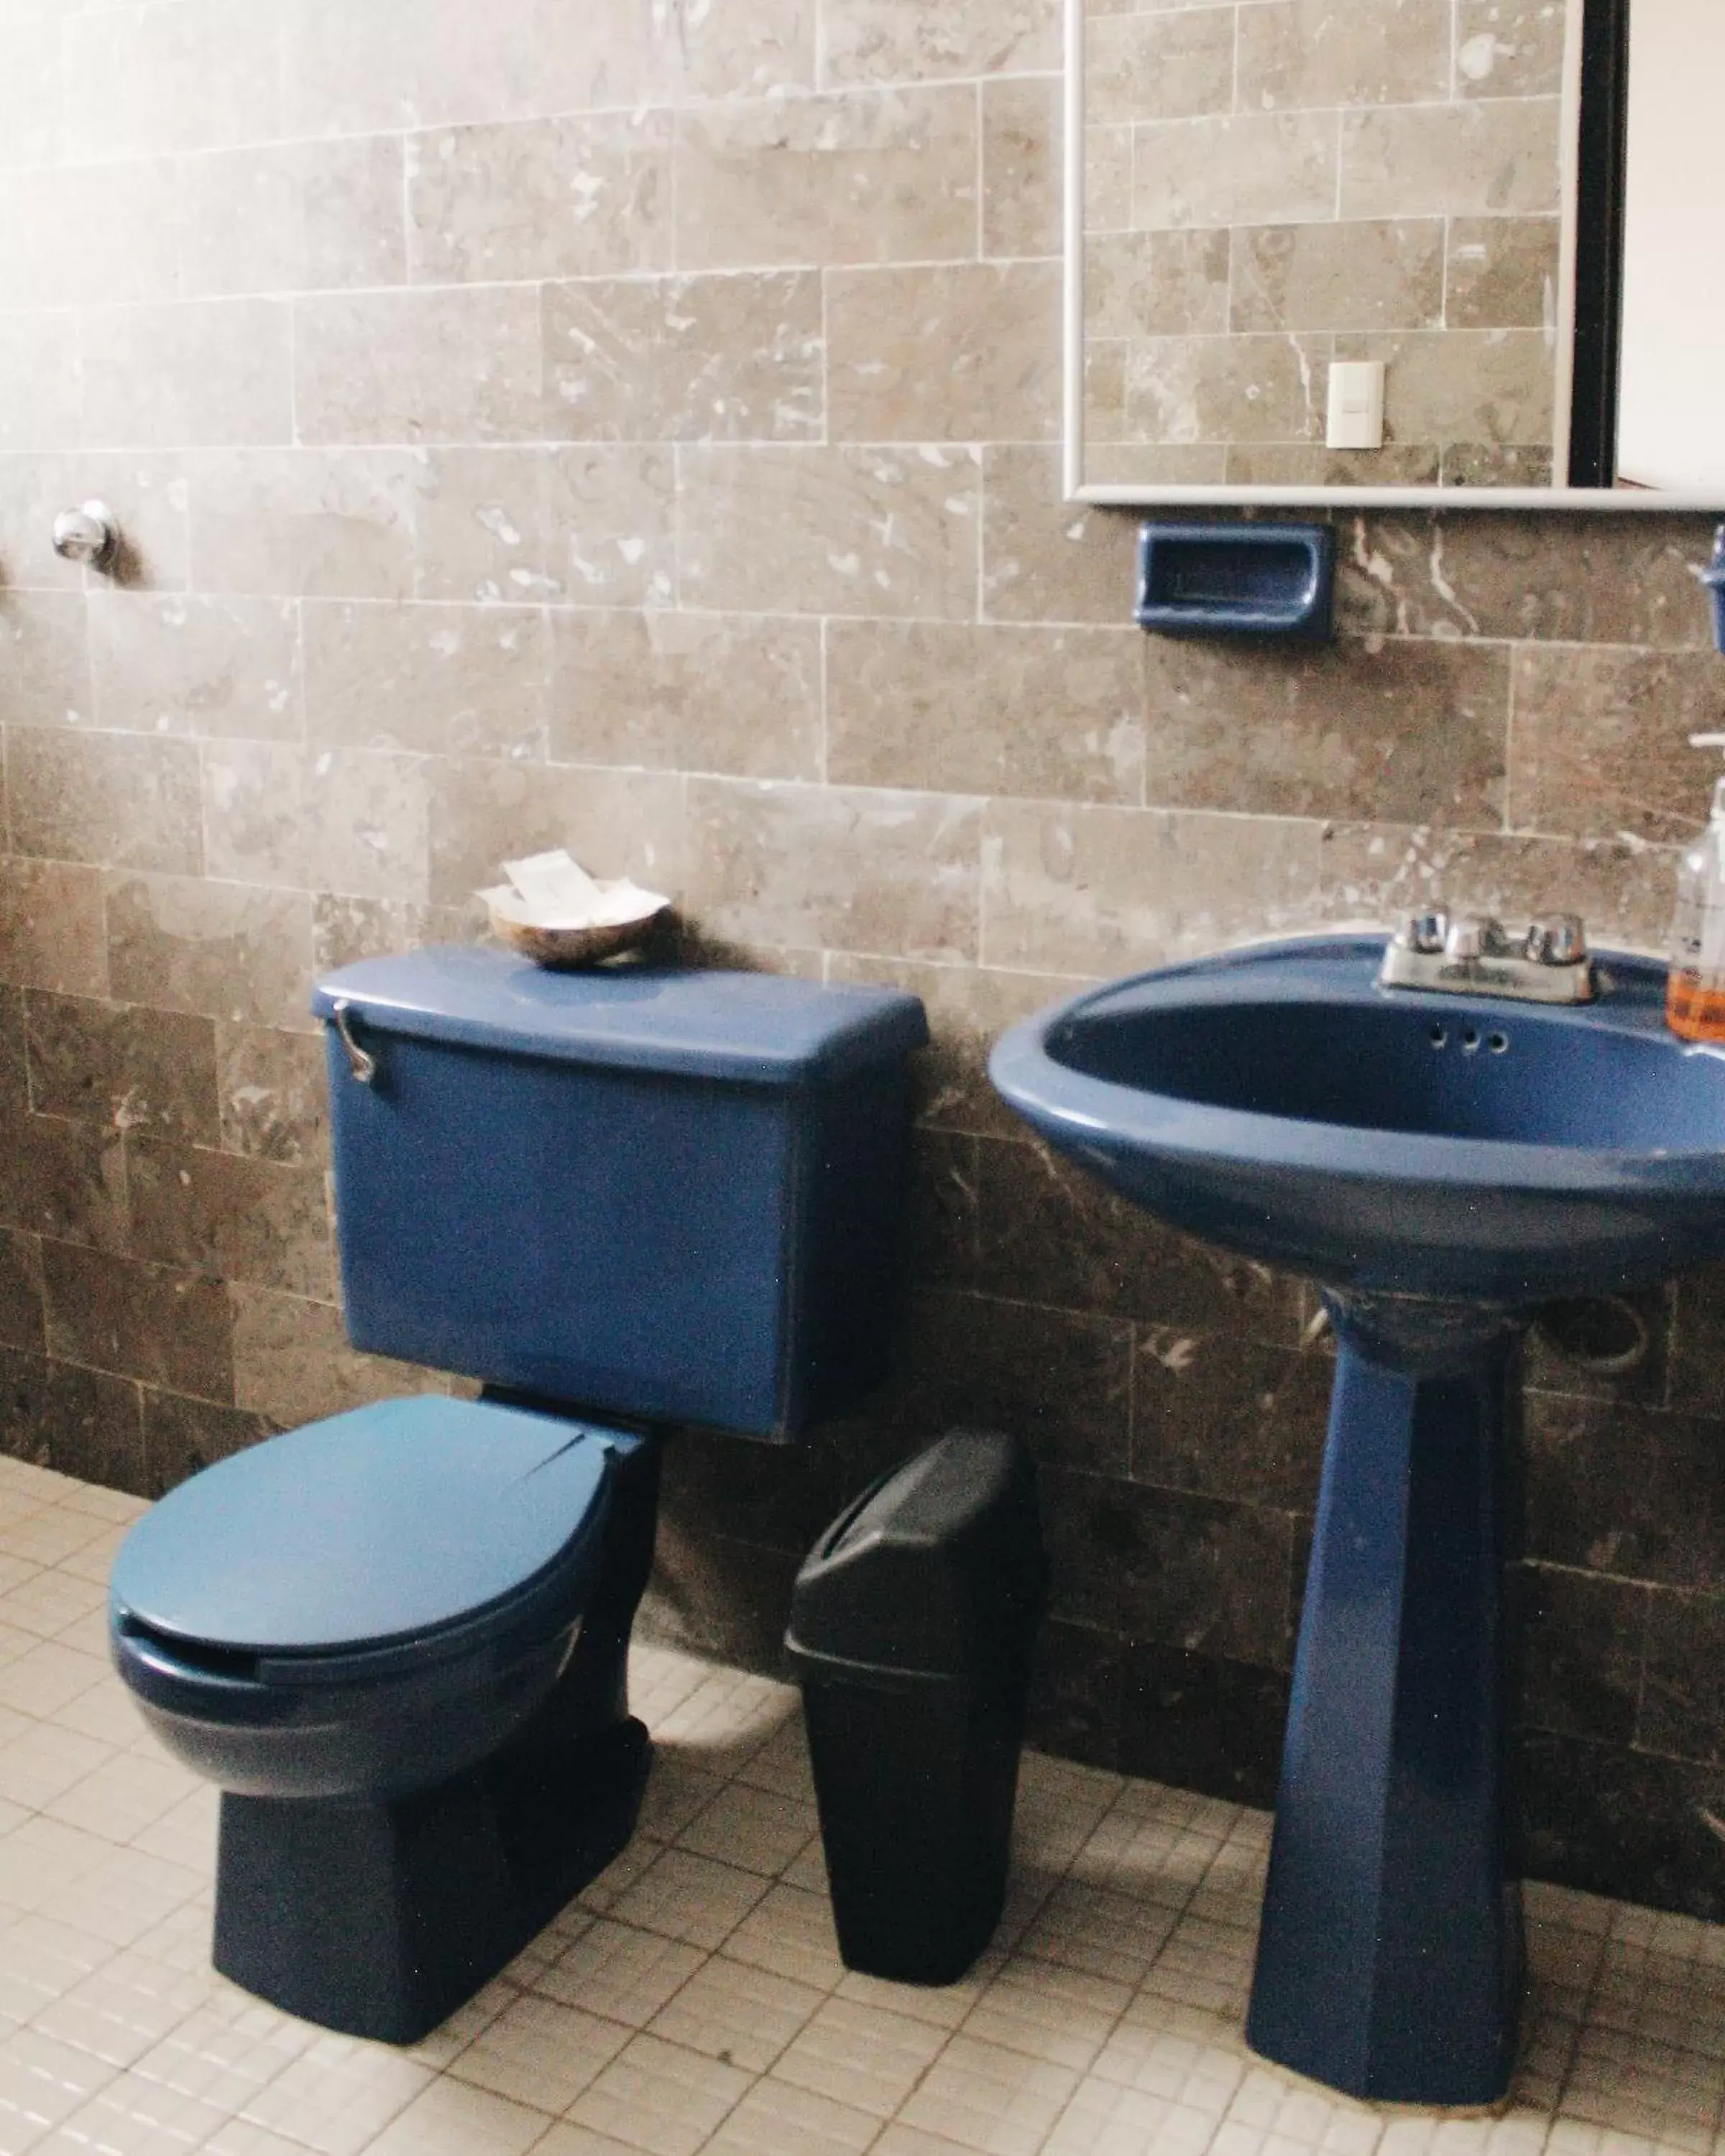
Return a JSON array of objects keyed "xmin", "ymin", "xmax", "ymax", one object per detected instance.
[
  {"xmin": 1668, "ymin": 750, "xmax": 1725, "ymax": 1044},
  {"xmin": 1666, "ymin": 972, "xmax": 1725, "ymax": 1044}
]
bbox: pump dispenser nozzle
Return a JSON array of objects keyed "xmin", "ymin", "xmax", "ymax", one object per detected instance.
[{"xmin": 1701, "ymin": 529, "xmax": 1725, "ymax": 655}]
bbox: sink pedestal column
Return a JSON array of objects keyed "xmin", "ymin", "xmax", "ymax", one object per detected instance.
[{"xmin": 1246, "ymin": 1293, "xmax": 1524, "ymax": 2107}]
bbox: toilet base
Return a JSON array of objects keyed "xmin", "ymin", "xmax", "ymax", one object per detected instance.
[{"xmin": 213, "ymin": 1713, "xmax": 651, "ymax": 2043}]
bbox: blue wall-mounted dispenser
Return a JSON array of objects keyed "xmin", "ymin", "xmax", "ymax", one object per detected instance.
[{"xmin": 1136, "ymin": 522, "xmax": 1335, "ymax": 641}]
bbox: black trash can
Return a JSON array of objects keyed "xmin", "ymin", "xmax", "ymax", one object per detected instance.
[{"xmin": 786, "ymin": 1429, "xmax": 1047, "ymax": 1984}]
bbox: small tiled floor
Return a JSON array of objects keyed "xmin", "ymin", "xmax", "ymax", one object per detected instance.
[{"xmin": 4, "ymin": 1455, "xmax": 1725, "ymax": 2156}]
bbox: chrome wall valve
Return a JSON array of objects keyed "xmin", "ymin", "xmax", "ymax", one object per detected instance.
[{"xmin": 51, "ymin": 501, "xmax": 121, "ymax": 573}]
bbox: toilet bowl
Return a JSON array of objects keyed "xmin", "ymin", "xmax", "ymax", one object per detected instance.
[
  {"xmin": 108, "ymin": 950, "xmax": 926, "ymax": 2042},
  {"xmin": 111, "ymin": 1399, "xmax": 618, "ymax": 1802}
]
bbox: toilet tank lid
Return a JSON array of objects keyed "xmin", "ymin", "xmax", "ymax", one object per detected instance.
[
  {"xmin": 312, "ymin": 948, "xmax": 929, "ymax": 1084},
  {"xmin": 109, "ymin": 1399, "xmax": 615, "ymax": 1657}
]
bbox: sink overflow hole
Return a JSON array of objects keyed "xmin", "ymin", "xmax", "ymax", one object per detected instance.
[{"xmin": 1427, "ymin": 1023, "xmax": 1512, "ymax": 1055}]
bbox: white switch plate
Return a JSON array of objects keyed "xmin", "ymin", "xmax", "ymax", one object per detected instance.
[{"xmin": 1326, "ymin": 361, "xmax": 1386, "ymax": 451}]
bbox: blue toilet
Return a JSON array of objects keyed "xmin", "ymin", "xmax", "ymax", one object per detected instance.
[{"xmin": 108, "ymin": 948, "xmax": 927, "ymax": 2042}]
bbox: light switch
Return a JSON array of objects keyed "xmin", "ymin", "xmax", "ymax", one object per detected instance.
[{"xmin": 1326, "ymin": 361, "xmax": 1386, "ymax": 451}]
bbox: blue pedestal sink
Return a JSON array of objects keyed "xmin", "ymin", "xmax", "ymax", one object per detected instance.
[{"xmin": 989, "ymin": 935, "xmax": 1725, "ymax": 2107}]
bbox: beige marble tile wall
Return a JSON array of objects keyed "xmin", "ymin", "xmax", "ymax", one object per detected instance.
[
  {"xmin": 1082, "ymin": 0, "xmax": 1566, "ymax": 484},
  {"xmin": 2, "ymin": 0, "xmax": 1724, "ymax": 1919}
]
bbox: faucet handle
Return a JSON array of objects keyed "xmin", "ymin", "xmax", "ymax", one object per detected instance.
[
  {"xmin": 1443, "ymin": 913, "xmax": 1499, "ymax": 962},
  {"xmin": 1526, "ymin": 913, "xmax": 1588, "ymax": 966},
  {"xmin": 1397, "ymin": 909, "xmax": 1448, "ymax": 955}
]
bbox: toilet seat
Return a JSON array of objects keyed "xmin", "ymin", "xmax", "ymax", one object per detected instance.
[{"xmin": 111, "ymin": 1397, "xmax": 619, "ymax": 1799}]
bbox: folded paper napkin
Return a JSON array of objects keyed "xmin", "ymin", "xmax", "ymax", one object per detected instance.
[{"xmin": 479, "ymin": 849, "xmax": 668, "ymax": 931}]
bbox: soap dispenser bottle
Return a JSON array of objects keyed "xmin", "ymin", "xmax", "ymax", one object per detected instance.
[{"xmin": 1668, "ymin": 732, "xmax": 1725, "ymax": 1042}]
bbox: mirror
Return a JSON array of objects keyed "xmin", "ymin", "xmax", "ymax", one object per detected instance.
[{"xmin": 1067, "ymin": 0, "xmax": 1725, "ymax": 507}]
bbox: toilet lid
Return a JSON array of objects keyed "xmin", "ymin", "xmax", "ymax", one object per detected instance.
[{"xmin": 110, "ymin": 1398, "xmax": 614, "ymax": 1658}]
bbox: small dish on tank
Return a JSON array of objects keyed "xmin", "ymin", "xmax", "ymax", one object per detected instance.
[
  {"xmin": 482, "ymin": 882, "xmax": 671, "ymax": 969},
  {"xmin": 479, "ymin": 851, "xmax": 671, "ymax": 969}
]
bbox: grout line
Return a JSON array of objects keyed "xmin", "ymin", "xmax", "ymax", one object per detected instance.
[
  {"xmin": 0, "ymin": 252, "xmax": 1047, "ymax": 324},
  {"xmin": 975, "ymin": 75, "xmax": 987, "ymax": 266},
  {"xmin": 0, "ymin": 70, "xmax": 1067, "ymax": 190},
  {"xmin": 1502, "ymin": 632, "xmax": 1520, "ymax": 831}
]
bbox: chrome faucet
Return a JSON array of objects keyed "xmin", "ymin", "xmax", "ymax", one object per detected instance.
[{"xmin": 1377, "ymin": 909, "xmax": 1595, "ymax": 1004}]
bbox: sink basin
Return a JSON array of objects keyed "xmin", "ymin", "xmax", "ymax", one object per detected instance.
[
  {"xmin": 989, "ymin": 935, "xmax": 1725, "ymax": 2111},
  {"xmin": 989, "ymin": 934, "xmax": 1725, "ymax": 1303}
]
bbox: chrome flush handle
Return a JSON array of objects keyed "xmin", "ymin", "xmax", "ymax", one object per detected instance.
[{"xmin": 330, "ymin": 1000, "xmax": 377, "ymax": 1085}]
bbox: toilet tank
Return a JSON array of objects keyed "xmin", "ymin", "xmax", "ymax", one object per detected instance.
[{"xmin": 310, "ymin": 949, "xmax": 929, "ymax": 1441}]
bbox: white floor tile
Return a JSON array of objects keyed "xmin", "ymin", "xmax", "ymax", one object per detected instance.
[
  {"xmin": 960, "ymin": 1955, "xmax": 1131, "ymax": 2071},
  {"xmin": 0, "ymin": 1915, "xmax": 112, "ymax": 2027},
  {"xmin": 645, "ymin": 1954, "xmax": 822, "ymax": 2072},
  {"xmin": 0, "ymin": 1572, "xmax": 106, "ymax": 1641},
  {"xmin": 603, "ymin": 1849, "xmax": 768, "ymax": 1953},
  {"xmin": 237, "ymin": 2034, "xmax": 432, "ymax": 2156},
  {"xmin": 0, "ymin": 2027, "xmax": 120, "ymax": 2149},
  {"xmin": 446, "ymin": 1994, "xmax": 630, "ymax": 2114},
  {"xmin": 42, "ymin": 1757, "xmax": 195, "ymax": 1850},
  {"xmin": 719, "ymin": 1884, "xmax": 847, "ymax": 1994},
  {"xmin": 1044, "ymin": 2073, "xmax": 1228, "ymax": 2156},
  {"xmin": 563, "ymin": 2032, "xmax": 752, "ymax": 2156},
  {"xmin": 702, "ymin": 2076, "xmax": 879, "ymax": 2156},
  {"xmin": 363, "ymin": 2076, "xmax": 554, "ymax": 2156},
  {"xmin": 51, "ymin": 2072, "xmax": 231, "ymax": 2155},
  {"xmin": 32, "ymin": 1946, "xmax": 213, "ymax": 2068},
  {"xmin": 632, "ymin": 1760, "xmax": 725, "ymax": 1849},
  {"xmin": 6, "ymin": 1465, "xmax": 1725, "ymax": 2156},
  {"xmin": 1016, "ymin": 1876, "xmax": 1182, "ymax": 1989},
  {"xmin": 131, "ymin": 2001, "xmax": 315, "ymax": 2114},
  {"xmin": 895, "ymin": 2030, "xmax": 1080, "ymax": 2155},
  {"xmin": 525, "ymin": 2124, "xmax": 650, "ymax": 2156},
  {"xmin": 769, "ymin": 1996, "xmax": 948, "ymax": 2119},
  {"xmin": 531, "ymin": 1921, "xmax": 704, "ymax": 2030},
  {"xmin": 730, "ymin": 1720, "xmax": 816, "ymax": 1807},
  {"xmin": 674, "ymin": 1783, "xmax": 819, "ymax": 1880}
]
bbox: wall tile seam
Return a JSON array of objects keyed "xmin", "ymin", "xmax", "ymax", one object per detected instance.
[
  {"xmin": 27, "ymin": 1342, "xmax": 239, "ymax": 1415},
  {"xmin": 1527, "ymin": 1723, "xmax": 1725, "ymax": 1776},
  {"xmin": 1529, "ymin": 1367, "xmax": 1720, "ymax": 1430},
  {"xmin": 1116, "ymin": 1454, "xmax": 1317, "ymax": 1511},
  {"xmin": 1522, "ymin": 1376, "xmax": 1678, "ymax": 1416},
  {"xmin": 58, "ymin": 192, "xmax": 998, "ymax": 299},
  {"xmin": 1092, "ymin": 1627, "xmax": 1297, "ymax": 1682},
  {"xmin": 7, "ymin": 865, "xmax": 411, "ymax": 910},
  {"xmin": 0, "ymin": 1346, "xmax": 147, "ymax": 1398},
  {"xmin": 0, "ymin": 1087, "xmax": 126, "ymax": 1143},
  {"xmin": 0, "ymin": 720, "xmax": 211, "ymax": 751},
  {"xmin": 0, "ymin": 65, "xmax": 1057, "ymax": 190},
  {"xmin": 30, "ymin": 586, "xmax": 1699, "ymax": 660},
  {"xmin": 979, "ymin": 793, "xmax": 1337, "ymax": 832},
  {"xmin": 32, "ymin": 1231, "xmax": 247, "ymax": 1307},
  {"xmin": 1524, "ymin": 1560, "xmax": 1725, "ymax": 1598},
  {"xmin": 56, "ymin": 585, "xmax": 1702, "ymax": 658},
  {"xmin": 0, "ymin": 592, "xmax": 1167, "ymax": 642},
  {"xmin": 906, "ymin": 1284, "xmax": 1141, "ymax": 1329},
  {"xmin": 9, "ymin": 1348, "xmax": 175, "ymax": 1414},
  {"xmin": 1046, "ymin": 1454, "xmax": 1304, "ymax": 1514},
  {"xmin": 17, "ymin": 428, "xmax": 1016, "ymax": 455},
  {"xmin": 857, "ymin": 959, "xmax": 1116, "ymax": 997},
  {"xmin": 114, "ymin": 1125, "xmax": 329, "ymax": 1181},
  {"xmin": 1473, "ymin": 821, "xmax": 1686, "ymax": 856},
  {"xmin": 1113, "ymin": 88, "xmax": 1562, "ymax": 135}
]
